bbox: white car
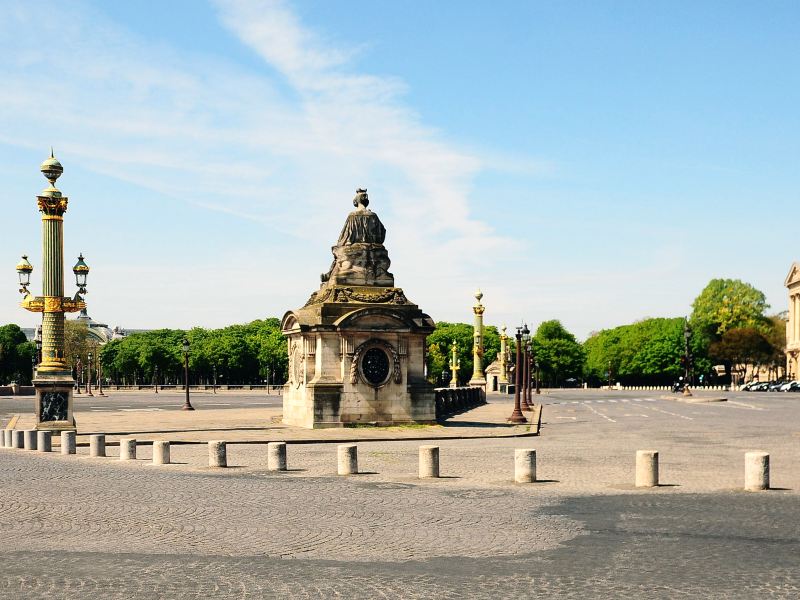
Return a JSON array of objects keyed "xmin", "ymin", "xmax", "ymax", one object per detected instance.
[{"xmin": 780, "ymin": 381, "xmax": 799, "ymax": 392}]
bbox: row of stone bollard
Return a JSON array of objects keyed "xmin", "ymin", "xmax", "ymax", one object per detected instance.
[
  {"xmin": 635, "ymin": 449, "xmax": 772, "ymax": 491},
  {"xmin": 0, "ymin": 433, "xmax": 775, "ymax": 490}
]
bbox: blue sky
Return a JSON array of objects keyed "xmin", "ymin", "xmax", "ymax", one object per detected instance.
[{"xmin": 1, "ymin": 0, "xmax": 797, "ymax": 339}]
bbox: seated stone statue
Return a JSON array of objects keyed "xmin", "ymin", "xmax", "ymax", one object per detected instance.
[{"xmin": 336, "ymin": 189, "xmax": 386, "ymax": 245}]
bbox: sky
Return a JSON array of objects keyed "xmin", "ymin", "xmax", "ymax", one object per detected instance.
[{"xmin": 0, "ymin": 0, "xmax": 797, "ymax": 340}]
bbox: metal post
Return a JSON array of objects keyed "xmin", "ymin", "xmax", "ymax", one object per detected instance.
[
  {"xmin": 521, "ymin": 341, "xmax": 531, "ymax": 410},
  {"xmin": 508, "ymin": 328, "xmax": 527, "ymax": 424},
  {"xmin": 97, "ymin": 359, "xmax": 105, "ymax": 397},
  {"xmin": 154, "ymin": 365, "xmax": 159, "ymax": 394},
  {"xmin": 86, "ymin": 353, "xmax": 93, "ymax": 396},
  {"xmin": 182, "ymin": 341, "xmax": 194, "ymax": 411}
]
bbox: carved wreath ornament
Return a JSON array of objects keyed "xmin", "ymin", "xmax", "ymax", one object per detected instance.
[{"xmin": 350, "ymin": 339, "xmax": 402, "ymax": 387}]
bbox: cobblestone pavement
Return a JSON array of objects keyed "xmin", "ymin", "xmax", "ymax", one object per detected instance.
[{"xmin": 1, "ymin": 390, "xmax": 799, "ymax": 597}]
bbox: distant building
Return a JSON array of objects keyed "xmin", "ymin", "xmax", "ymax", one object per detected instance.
[{"xmin": 786, "ymin": 262, "xmax": 800, "ymax": 379}]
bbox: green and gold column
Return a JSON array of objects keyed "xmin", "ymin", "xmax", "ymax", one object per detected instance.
[
  {"xmin": 20, "ymin": 152, "xmax": 85, "ymax": 431},
  {"xmin": 467, "ymin": 289, "xmax": 487, "ymax": 389},
  {"xmin": 499, "ymin": 325, "xmax": 509, "ymax": 385},
  {"xmin": 449, "ymin": 340, "xmax": 460, "ymax": 388}
]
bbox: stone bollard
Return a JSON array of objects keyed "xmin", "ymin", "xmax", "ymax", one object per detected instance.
[
  {"xmin": 5, "ymin": 429, "xmax": 14, "ymax": 448},
  {"xmin": 515, "ymin": 449, "xmax": 537, "ymax": 483},
  {"xmin": 61, "ymin": 431, "xmax": 76, "ymax": 455},
  {"xmin": 209, "ymin": 440, "xmax": 227, "ymax": 467},
  {"xmin": 337, "ymin": 444, "xmax": 358, "ymax": 475},
  {"xmin": 119, "ymin": 438, "xmax": 137, "ymax": 461},
  {"xmin": 11, "ymin": 430, "xmax": 23, "ymax": 449},
  {"xmin": 0, "ymin": 429, "xmax": 7, "ymax": 448},
  {"xmin": 37, "ymin": 431, "xmax": 52, "ymax": 453},
  {"xmin": 419, "ymin": 445, "xmax": 440, "ymax": 478},
  {"xmin": 745, "ymin": 451, "xmax": 769, "ymax": 491},
  {"xmin": 635, "ymin": 450, "xmax": 659, "ymax": 487},
  {"xmin": 23, "ymin": 430, "xmax": 37, "ymax": 451},
  {"xmin": 267, "ymin": 442, "xmax": 287, "ymax": 471},
  {"xmin": 89, "ymin": 434, "xmax": 106, "ymax": 457},
  {"xmin": 152, "ymin": 441, "xmax": 170, "ymax": 465}
]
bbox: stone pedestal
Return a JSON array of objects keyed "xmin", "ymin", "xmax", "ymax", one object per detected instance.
[{"xmin": 33, "ymin": 375, "xmax": 76, "ymax": 432}]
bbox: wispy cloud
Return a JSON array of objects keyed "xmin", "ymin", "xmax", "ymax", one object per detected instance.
[{"xmin": 0, "ymin": 0, "xmax": 538, "ymax": 329}]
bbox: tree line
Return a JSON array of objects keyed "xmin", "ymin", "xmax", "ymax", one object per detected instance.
[{"xmin": 0, "ymin": 278, "xmax": 788, "ymax": 387}]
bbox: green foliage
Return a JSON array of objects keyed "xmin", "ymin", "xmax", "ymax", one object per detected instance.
[
  {"xmin": 690, "ymin": 279, "xmax": 770, "ymax": 339},
  {"xmin": 0, "ymin": 324, "xmax": 35, "ymax": 385},
  {"xmin": 99, "ymin": 319, "xmax": 287, "ymax": 384},
  {"xmin": 426, "ymin": 321, "xmax": 501, "ymax": 386},
  {"xmin": 531, "ymin": 320, "xmax": 585, "ymax": 386},
  {"xmin": 709, "ymin": 328, "xmax": 772, "ymax": 372},
  {"xmin": 583, "ymin": 318, "xmax": 686, "ymax": 385}
]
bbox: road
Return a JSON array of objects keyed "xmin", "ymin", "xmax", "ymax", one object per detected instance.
[{"xmin": 1, "ymin": 388, "xmax": 798, "ymax": 598}]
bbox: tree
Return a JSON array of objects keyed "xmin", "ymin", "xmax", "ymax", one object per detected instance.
[
  {"xmin": 690, "ymin": 279, "xmax": 770, "ymax": 339},
  {"xmin": 0, "ymin": 324, "xmax": 35, "ymax": 385},
  {"xmin": 710, "ymin": 328, "xmax": 772, "ymax": 382},
  {"xmin": 425, "ymin": 322, "xmax": 502, "ymax": 386},
  {"xmin": 583, "ymin": 318, "xmax": 686, "ymax": 385},
  {"xmin": 531, "ymin": 320, "xmax": 585, "ymax": 387}
]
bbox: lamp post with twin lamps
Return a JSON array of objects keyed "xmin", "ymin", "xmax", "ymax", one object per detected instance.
[
  {"xmin": 16, "ymin": 153, "xmax": 88, "ymax": 431},
  {"xmin": 521, "ymin": 324, "xmax": 532, "ymax": 410},
  {"xmin": 507, "ymin": 326, "xmax": 528, "ymax": 424}
]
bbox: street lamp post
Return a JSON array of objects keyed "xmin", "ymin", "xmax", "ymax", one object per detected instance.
[
  {"xmin": 213, "ymin": 365, "xmax": 217, "ymax": 395},
  {"xmin": 521, "ymin": 324, "xmax": 532, "ymax": 410},
  {"xmin": 508, "ymin": 326, "xmax": 528, "ymax": 424},
  {"xmin": 449, "ymin": 339, "xmax": 460, "ymax": 389},
  {"xmin": 74, "ymin": 356, "xmax": 81, "ymax": 394},
  {"xmin": 86, "ymin": 351, "xmax": 94, "ymax": 396},
  {"xmin": 182, "ymin": 339, "xmax": 194, "ymax": 411},
  {"xmin": 97, "ymin": 354, "xmax": 105, "ymax": 397},
  {"xmin": 154, "ymin": 365, "xmax": 159, "ymax": 394},
  {"xmin": 16, "ymin": 153, "xmax": 87, "ymax": 431}
]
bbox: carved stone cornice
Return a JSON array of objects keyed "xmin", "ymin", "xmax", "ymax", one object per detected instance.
[{"xmin": 304, "ymin": 286, "xmax": 410, "ymax": 307}]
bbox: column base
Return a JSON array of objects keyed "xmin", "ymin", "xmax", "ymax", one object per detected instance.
[{"xmin": 33, "ymin": 373, "xmax": 77, "ymax": 431}]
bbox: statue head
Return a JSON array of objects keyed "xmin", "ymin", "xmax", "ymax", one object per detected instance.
[{"xmin": 353, "ymin": 188, "xmax": 369, "ymax": 210}]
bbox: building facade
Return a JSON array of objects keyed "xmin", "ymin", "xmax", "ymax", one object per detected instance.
[{"xmin": 786, "ymin": 262, "xmax": 800, "ymax": 380}]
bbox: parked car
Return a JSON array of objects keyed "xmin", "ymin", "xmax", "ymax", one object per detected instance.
[
  {"xmin": 778, "ymin": 381, "xmax": 798, "ymax": 392},
  {"xmin": 768, "ymin": 381, "xmax": 787, "ymax": 392},
  {"xmin": 751, "ymin": 382, "xmax": 771, "ymax": 392},
  {"xmin": 741, "ymin": 381, "xmax": 758, "ymax": 391},
  {"xmin": 785, "ymin": 381, "xmax": 800, "ymax": 392}
]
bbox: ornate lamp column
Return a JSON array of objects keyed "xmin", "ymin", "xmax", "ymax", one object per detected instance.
[
  {"xmin": 499, "ymin": 325, "xmax": 509, "ymax": 385},
  {"xmin": 449, "ymin": 340, "xmax": 460, "ymax": 389},
  {"xmin": 521, "ymin": 324, "xmax": 532, "ymax": 410},
  {"xmin": 508, "ymin": 326, "xmax": 527, "ymax": 424},
  {"xmin": 467, "ymin": 290, "xmax": 487, "ymax": 389},
  {"xmin": 18, "ymin": 152, "xmax": 86, "ymax": 431}
]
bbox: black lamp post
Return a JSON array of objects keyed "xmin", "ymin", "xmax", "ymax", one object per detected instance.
[
  {"xmin": 683, "ymin": 318, "xmax": 692, "ymax": 385},
  {"xmin": 508, "ymin": 326, "xmax": 527, "ymax": 424},
  {"xmin": 521, "ymin": 324, "xmax": 532, "ymax": 410},
  {"xmin": 213, "ymin": 364, "xmax": 217, "ymax": 394},
  {"xmin": 182, "ymin": 338, "xmax": 194, "ymax": 411},
  {"xmin": 154, "ymin": 365, "xmax": 159, "ymax": 394},
  {"xmin": 87, "ymin": 351, "xmax": 94, "ymax": 396},
  {"xmin": 74, "ymin": 355, "xmax": 81, "ymax": 394}
]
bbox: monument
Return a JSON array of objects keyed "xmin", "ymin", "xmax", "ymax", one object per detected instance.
[
  {"xmin": 16, "ymin": 153, "xmax": 88, "ymax": 431},
  {"xmin": 281, "ymin": 189, "xmax": 436, "ymax": 428}
]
